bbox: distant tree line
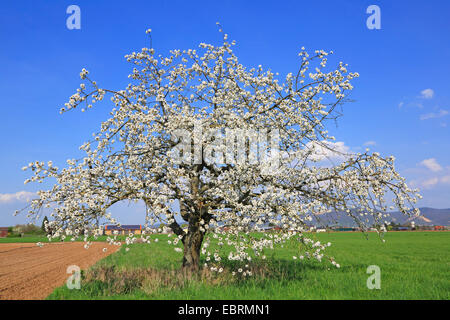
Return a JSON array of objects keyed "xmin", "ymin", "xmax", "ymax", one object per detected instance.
[{"xmin": 7, "ymin": 216, "xmax": 50, "ymax": 237}]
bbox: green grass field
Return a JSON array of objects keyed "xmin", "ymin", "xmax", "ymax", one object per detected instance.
[
  {"xmin": 45, "ymin": 231, "xmax": 450, "ymax": 300},
  {"xmin": 0, "ymin": 235, "xmax": 126, "ymax": 243}
]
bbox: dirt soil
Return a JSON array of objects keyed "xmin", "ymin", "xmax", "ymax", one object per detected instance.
[{"xmin": 0, "ymin": 242, "xmax": 120, "ymax": 300}]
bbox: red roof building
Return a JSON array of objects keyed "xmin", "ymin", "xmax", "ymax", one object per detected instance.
[{"xmin": 0, "ymin": 227, "xmax": 8, "ymax": 238}]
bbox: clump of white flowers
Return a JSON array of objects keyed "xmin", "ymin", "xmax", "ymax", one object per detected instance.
[{"xmin": 19, "ymin": 27, "xmax": 420, "ymax": 273}]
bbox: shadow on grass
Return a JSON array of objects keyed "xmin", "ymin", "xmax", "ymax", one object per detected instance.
[{"xmin": 69, "ymin": 256, "xmax": 346, "ymax": 298}]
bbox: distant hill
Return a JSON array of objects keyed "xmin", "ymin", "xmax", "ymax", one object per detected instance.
[
  {"xmin": 395, "ymin": 207, "xmax": 450, "ymax": 226},
  {"xmin": 311, "ymin": 207, "xmax": 450, "ymax": 227}
]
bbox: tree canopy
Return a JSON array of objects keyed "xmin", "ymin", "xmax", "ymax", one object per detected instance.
[{"xmin": 20, "ymin": 29, "xmax": 420, "ymax": 271}]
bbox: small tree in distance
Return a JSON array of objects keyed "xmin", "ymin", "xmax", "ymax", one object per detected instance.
[
  {"xmin": 19, "ymin": 27, "xmax": 421, "ymax": 272},
  {"xmin": 41, "ymin": 216, "xmax": 49, "ymax": 234}
]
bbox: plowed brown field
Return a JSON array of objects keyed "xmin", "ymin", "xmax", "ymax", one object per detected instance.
[{"xmin": 0, "ymin": 242, "xmax": 120, "ymax": 300}]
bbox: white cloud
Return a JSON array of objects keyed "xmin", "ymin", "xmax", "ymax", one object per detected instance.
[
  {"xmin": 306, "ymin": 141, "xmax": 351, "ymax": 162},
  {"xmin": 421, "ymin": 177, "xmax": 439, "ymax": 189},
  {"xmin": 419, "ymin": 175, "xmax": 450, "ymax": 189},
  {"xmin": 419, "ymin": 109, "xmax": 449, "ymax": 120},
  {"xmin": 363, "ymin": 140, "xmax": 377, "ymax": 146},
  {"xmin": 420, "ymin": 88, "xmax": 434, "ymax": 99},
  {"xmin": 420, "ymin": 158, "xmax": 443, "ymax": 172},
  {"xmin": 0, "ymin": 191, "xmax": 36, "ymax": 204},
  {"xmin": 398, "ymin": 102, "xmax": 404, "ymax": 108}
]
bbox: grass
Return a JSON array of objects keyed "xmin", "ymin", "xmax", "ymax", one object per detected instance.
[
  {"xmin": 45, "ymin": 231, "xmax": 449, "ymax": 300},
  {"xmin": 0, "ymin": 235, "xmax": 128, "ymax": 243}
]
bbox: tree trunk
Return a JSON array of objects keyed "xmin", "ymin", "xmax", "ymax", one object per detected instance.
[
  {"xmin": 182, "ymin": 168, "xmax": 209, "ymax": 272},
  {"xmin": 182, "ymin": 224, "xmax": 204, "ymax": 271}
]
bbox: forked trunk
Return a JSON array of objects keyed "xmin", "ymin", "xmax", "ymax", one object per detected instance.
[{"xmin": 182, "ymin": 225, "xmax": 204, "ymax": 271}]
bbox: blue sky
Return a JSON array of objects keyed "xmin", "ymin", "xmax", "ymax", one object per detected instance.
[{"xmin": 1, "ymin": 0, "xmax": 449, "ymax": 226}]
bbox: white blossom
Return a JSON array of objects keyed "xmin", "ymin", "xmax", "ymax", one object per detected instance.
[{"xmin": 19, "ymin": 29, "xmax": 420, "ymax": 272}]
